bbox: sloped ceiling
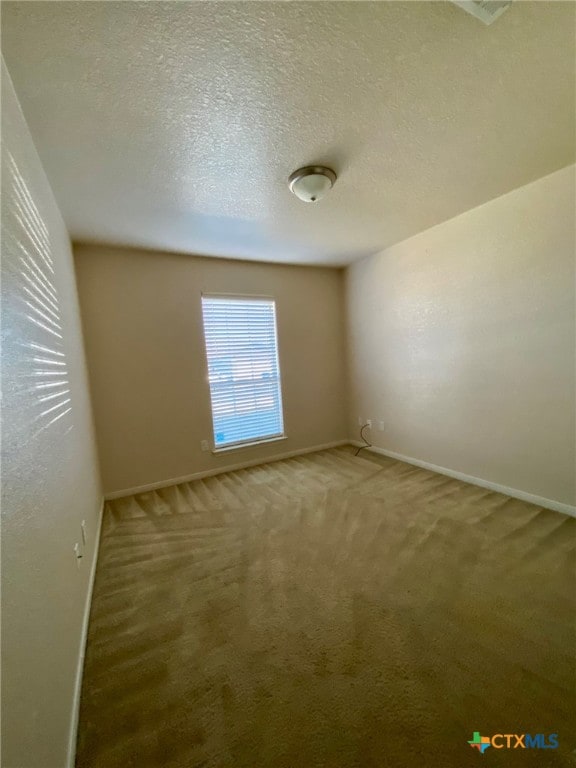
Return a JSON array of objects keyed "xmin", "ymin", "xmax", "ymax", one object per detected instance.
[{"xmin": 2, "ymin": 1, "xmax": 575, "ymax": 265}]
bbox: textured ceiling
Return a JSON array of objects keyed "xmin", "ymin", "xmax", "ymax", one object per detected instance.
[{"xmin": 2, "ymin": 1, "xmax": 575, "ymax": 266}]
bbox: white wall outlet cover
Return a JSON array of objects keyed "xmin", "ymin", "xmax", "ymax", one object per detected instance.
[
  {"xmin": 200, "ymin": 440, "xmax": 210, "ymax": 452},
  {"xmin": 378, "ymin": 421, "xmax": 385, "ymax": 432}
]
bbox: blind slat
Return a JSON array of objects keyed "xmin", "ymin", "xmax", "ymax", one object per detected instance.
[{"xmin": 202, "ymin": 297, "xmax": 284, "ymax": 448}]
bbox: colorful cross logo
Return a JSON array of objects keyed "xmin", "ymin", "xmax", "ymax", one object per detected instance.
[{"xmin": 469, "ymin": 732, "xmax": 492, "ymax": 754}]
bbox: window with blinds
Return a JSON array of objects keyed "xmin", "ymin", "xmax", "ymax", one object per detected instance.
[{"xmin": 201, "ymin": 296, "xmax": 285, "ymax": 449}]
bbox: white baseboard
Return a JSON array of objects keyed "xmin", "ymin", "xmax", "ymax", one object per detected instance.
[
  {"xmin": 67, "ymin": 496, "xmax": 105, "ymax": 768},
  {"xmin": 351, "ymin": 442, "xmax": 576, "ymax": 518},
  {"xmin": 105, "ymin": 440, "xmax": 349, "ymax": 500}
]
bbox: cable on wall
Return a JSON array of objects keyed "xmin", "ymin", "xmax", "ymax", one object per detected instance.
[{"xmin": 354, "ymin": 423, "xmax": 372, "ymax": 456}]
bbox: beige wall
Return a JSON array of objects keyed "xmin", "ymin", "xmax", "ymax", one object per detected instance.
[
  {"xmin": 74, "ymin": 245, "xmax": 347, "ymax": 495},
  {"xmin": 1, "ymin": 62, "xmax": 102, "ymax": 768},
  {"xmin": 346, "ymin": 165, "xmax": 576, "ymax": 508}
]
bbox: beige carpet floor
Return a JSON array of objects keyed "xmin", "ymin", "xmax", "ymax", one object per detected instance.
[{"xmin": 76, "ymin": 447, "xmax": 575, "ymax": 768}]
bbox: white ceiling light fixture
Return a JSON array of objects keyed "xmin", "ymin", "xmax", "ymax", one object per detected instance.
[
  {"xmin": 451, "ymin": 1, "xmax": 512, "ymax": 25},
  {"xmin": 288, "ymin": 166, "xmax": 337, "ymax": 203}
]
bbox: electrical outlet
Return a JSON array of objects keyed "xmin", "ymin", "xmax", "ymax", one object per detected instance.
[
  {"xmin": 378, "ymin": 421, "xmax": 385, "ymax": 432},
  {"xmin": 366, "ymin": 419, "xmax": 372, "ymax": 429},
  {"xmin": 200, "ymin": 440, "xmax": 210, "ymax": 452},
  {"xmin": 81, "ymin": 520, "xmax": 87, "ymax": 545}
]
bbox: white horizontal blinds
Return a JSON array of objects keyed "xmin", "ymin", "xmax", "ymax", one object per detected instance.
[{"xmin": 201, "ymin": 296, "xmax": 284, "ymax": 448}]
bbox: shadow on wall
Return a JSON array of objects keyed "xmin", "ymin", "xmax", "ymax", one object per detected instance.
[{"xmin": 3, "ymin": 150, "xmax": 74, "ymax": 442}]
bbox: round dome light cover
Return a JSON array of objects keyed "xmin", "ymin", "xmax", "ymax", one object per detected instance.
[{"xmin": 288, "ymin": 166, "xmax": 337, "ymax": 203}]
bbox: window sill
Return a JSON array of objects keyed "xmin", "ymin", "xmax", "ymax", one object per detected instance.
[{"xmin": 212, "ymin": 435, "xmax": 287, "ymax": 454}]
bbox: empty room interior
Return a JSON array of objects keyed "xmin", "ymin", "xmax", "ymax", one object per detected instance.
[{"xmin": 1, "ymin": 1, "xmax": 575, "ymax": 767}]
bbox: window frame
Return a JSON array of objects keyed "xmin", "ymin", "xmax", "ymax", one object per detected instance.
[{"xmin": 200, "ymin": 292, "xmax": 286, "ymax": 453}]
